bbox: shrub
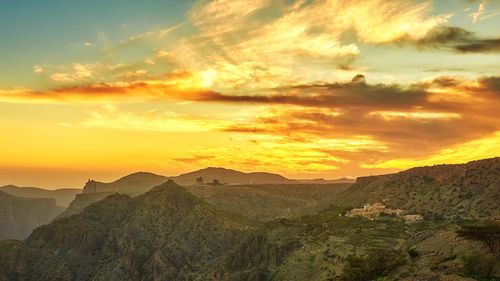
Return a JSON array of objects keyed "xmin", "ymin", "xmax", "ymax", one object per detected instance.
[
  {"xmin": 340, "ymin": 249, "xmax": 405, "ymax": 281},
  {"xmin": 407, "ymin": 247, "xmax": 419, "ymax": 259},
  {"xmin": 460, "ymin": 253, "xmax": 496, "ymax": 278},
  {"xmin": 442, "ymin": 253, "xmax": 457, "ymax": 262},
  {"xmin": 457, "ymin": 222, "xmax": 500, "ymax": 256}
]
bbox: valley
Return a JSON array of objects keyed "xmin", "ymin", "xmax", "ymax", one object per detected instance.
[{"xmin": 0, "ymin": 158, "xmax": 499, "ymax": 280}]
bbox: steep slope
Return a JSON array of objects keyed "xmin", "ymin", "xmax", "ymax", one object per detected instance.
[
  {"xmin": 335, "ymin": 157, "xmax": 500, "ymax": 219},
  {"xmin": 60, "ymin": 172, "xmax": 169, "ymax": 218},
  {"xmin": 56, "ymin": 192, "xmax": 113, "ymax": 219},
  {"xmin": 0, "ymin": 180, "xmax": 257, "ymax": 281},
  {"xmin": 172, "ymin": 167, "xmax": 296, "ymax": 185},
  {"xmin": 0, "ymin": 191, "xmax": 65, "ymax": 240},
  {"xmin": 0, "ymin": 185, "xmax": 80, "ymax": 207}
]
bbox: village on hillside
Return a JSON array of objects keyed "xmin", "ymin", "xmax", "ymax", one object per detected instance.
[{"xmin": 345, "ymin": 202, "xmax": 424, "ymax": 223}]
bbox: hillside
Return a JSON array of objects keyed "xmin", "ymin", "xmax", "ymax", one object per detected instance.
[
  {"xmin": 65, "ymin": 169, "xmax": 350, "ymax": 221},
  {"xmin": 214, "ymin": 207, "xmax": 497, "ymax": 281},
  {"xmin": 56, "ymin": 192, "xmax": 113, "ymax": 219},
  {"xmin": 186, "ymin": 183, "xmax": 351, "ymax": 221},
  {"xmin": 61, "ymin": 172, "xmax": 169, "ymax": 218},
  {"xmin": 82, "ymin": 171, "xmax": 168, "ymax": 195},
  {"xmin": 335, "ymin": 157, "xmax": 500, "ymax": 219},
  {"xmin": 0, "ymin": 180, "xmax": 257, "ymax": 280},
  {"xmin": 60, "ymin": 183, "xmax": 351, "ymax": 221},
  {"xmin": 4, "ymin": 198, "xmax": 494, "ymax": 280},
  {"xmin": 173, "ymin": 167, "xmax": 296, "ymax": 185},
  {"xmin": 0, "ymin": 191, "xmax": 65, "ymax": 240},
  {"xmin": 0, "ymin": 185, "xmax": 80, "ymax": 207}
]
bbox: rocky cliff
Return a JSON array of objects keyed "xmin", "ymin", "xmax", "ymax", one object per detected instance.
[{"xmin": 0, "ymin": 191, "xmax": 65, "ymax": 240}]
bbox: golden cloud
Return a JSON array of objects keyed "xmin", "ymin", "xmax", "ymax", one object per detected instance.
[{"xmin": 71, "ymin": 106, "xmax": 230, "ymax": 133}]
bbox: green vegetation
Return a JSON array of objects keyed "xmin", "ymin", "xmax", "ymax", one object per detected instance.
[
  {"xmin": 457, "ymin": 222, "xmax": 500, "ymax": 256},
  {"xmin": 407, "ymin": 247, "xmax": 419, "ymax": 259},
  {"xmin": 340, "ymin": 250, "xmax": 405, "ymax": 281},
  {"xmin": 1, "ymin": 158, "xmax": 499, "ymax": 280},
  {"xmin": 460, "ymin": 253, "xmax": 497, "ymax": 280}
]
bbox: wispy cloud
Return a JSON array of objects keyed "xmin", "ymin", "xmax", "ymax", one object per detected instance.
[
  {"xmin": 71, "ymin": 106, "xmax": 229, "ymax": 132},
  {"xmin": 2, "ymin": 0, "xmax": 499, "ymax": 178},
  {"xmin": 469, "ymin": 0, "xmax": 499, "ymax": 23}
]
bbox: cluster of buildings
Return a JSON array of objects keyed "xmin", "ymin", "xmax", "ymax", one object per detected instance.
[
  {"xmin": 345, "ymin": 202, "xmax": 423, "ymax": 223},
  {"xmin": 196, "ymin": 176, "xmax": 225, "ymax": 186}
]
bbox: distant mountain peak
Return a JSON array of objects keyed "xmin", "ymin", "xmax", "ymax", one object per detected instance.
[
  {"xmin": 150, "ymin": 179, "xmax": 181, "ymax": 191},
  {"xmin": 120, "ymin": 171, "xmax": 165, "ymax": 178},
  {"xmin": 196, "ymin": 167, "xmax": 240, "ymax": 173},
  {"xmin": 0, "ymin": 184, "xmax": 18, "ymax": 189},
  {"xmin": 147, "ymin": 180, "xmax": 198, "ymax": 198}
]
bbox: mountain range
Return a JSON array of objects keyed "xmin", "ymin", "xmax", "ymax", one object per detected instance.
[
  {"xmin": 0, "ymin": 185, "xmax": 80, "ymax": 207},
  {"xmin": 81, "ymin": 167, "xmax": 354, "ymax": 195},
  {"xmin": 1, "ymin": 157, "xmax": 499, "ymax": 280},
  {"xmin": 0, "ymin": 158, "xmax": 499, "ymax": 280},
  {"xmin": 0, "ymin": 167, "xmax": 353, "ymax": 240},
  {"xmin": 0, "ymin": 180, "xmax": 257, "ymax": 280},
  {"xmin": 58, "ymin": 168, "xmax": 352, "ymax": 220},
  {"xmin": 61, "ymin": 181, "xmax": 351, "ymax": 221}
]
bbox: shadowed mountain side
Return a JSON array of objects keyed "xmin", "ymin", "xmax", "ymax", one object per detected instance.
[
  {"xmin": 0, "ymin": 185, "xmax": 81, "ymax": 207},
  {"xmin": 0, "ymin": 180, "xmax": 258, "ymax": 281},
  {"xmin": 56, "ymin": 192, "xmax": 114, "ymax": 219},
  {"xmin": 0, "ymin": 191, "xmax": 65, "ymax": 240},
  {"xmin": 63, "ymin": 168, "xmax": 351, "ymax": 221},
  {"xmin": 186, "ymin": 183, "xmax": 352, "ymax": 221},
  {"xmin": 59, "ymin": 183, "xmax": 351, "ymax": 221},
  {"xmin": 334, "ymin": 157, "xmax": 500, "ymax": 219},
  {"xmin": 61, "ymin": 172, "xmax": 169, "ymax": 219}
]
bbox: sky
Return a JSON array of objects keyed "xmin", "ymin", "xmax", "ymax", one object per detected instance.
[{"xmin": 0, "ymin": 0, "xmax": 499, "ymax": 188}]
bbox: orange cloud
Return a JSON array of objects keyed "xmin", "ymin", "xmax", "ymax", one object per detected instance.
[
  {"xmin": 215, "ymin": 75, "xmax": 500, "ymax": 167},
  {"xmin": 0, "ymin": 69, "xmax": 221, "ymax": 104}
]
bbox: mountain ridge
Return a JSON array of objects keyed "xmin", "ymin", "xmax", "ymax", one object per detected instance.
[
  {"xmin": 335, "ymin": 157, "xmax": 500, "ymax": 219},
  {"xmin": 80, "ymin": 167, "xmax": 352, "ymax": 195},
  {"xmin": 0, "ymin": 185, "xmax": 80, "ymax": 207},
  {"xmin": 0, "ymin": 180, "xmax": 257, "ymax": 280}
]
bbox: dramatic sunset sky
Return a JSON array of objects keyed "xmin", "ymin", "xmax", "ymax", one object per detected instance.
[{"xmin": 1, "ymin": 0, "xmax": 499, "ymax": 188}]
